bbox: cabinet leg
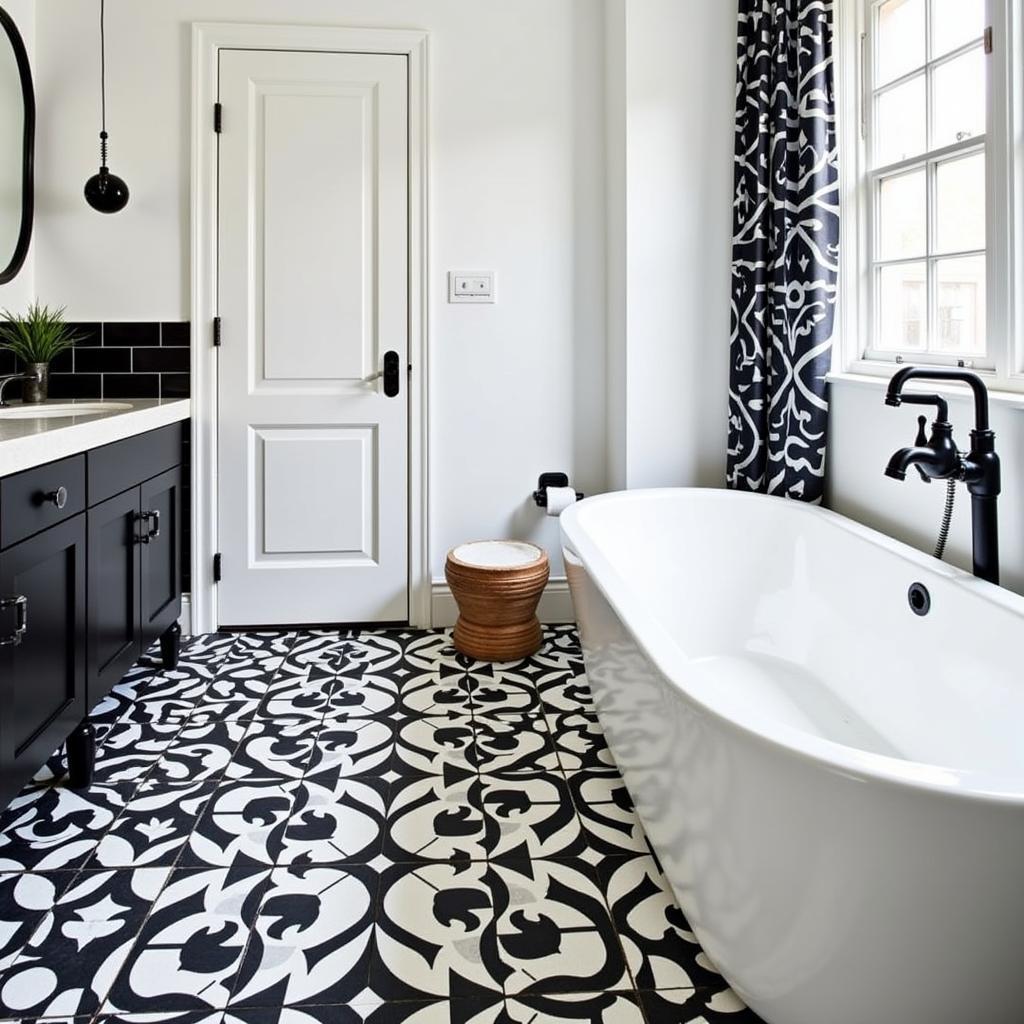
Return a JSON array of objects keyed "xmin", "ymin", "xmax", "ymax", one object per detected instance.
[
  {"xmin": 66, "ymin": 722, "xmax": 96, "ymax": 789},
  {"xmin": 160, "ymin": 621, "xmax": 182, "ymax": 670}
]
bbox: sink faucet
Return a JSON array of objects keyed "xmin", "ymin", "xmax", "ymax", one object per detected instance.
[
  {"xmin": 0, "ymin": 370, "xmax": 41, "ymax": 407},
  {"xmin": 884, "ymin": 367, "xmax": 1000, "ymax": 585}
]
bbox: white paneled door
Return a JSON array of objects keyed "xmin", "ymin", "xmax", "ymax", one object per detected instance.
[{"xmin": 217, "ymin": 50, "xmax": 409, "ymax": 626}]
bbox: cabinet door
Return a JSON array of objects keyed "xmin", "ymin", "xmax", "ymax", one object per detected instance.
[
  {"xmin": 0, "ymin": 515, "xmax": 87, "ymax": 806},
  {"xmin": 140, "ymin": 466, "xmax": 182, "ymax": 645},
  {"xmin": 87, "ymin": 487, "xmax": 142, "ymax": 704}
]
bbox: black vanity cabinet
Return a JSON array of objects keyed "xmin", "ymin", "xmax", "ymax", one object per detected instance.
[{"xmin": 0, "ymin": 421, "xmax": 185, "ymax": 807}]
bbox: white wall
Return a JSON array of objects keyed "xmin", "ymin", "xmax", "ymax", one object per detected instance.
[
  {"xmin": 605, "ymin": 0, "xmax": 736, "ymax": 490},
  {"xmin": 0, "ymin": 0, "xmax": 34, "ymax": 313},
  {"xmin": 31, "ymin": 0, "xmax": 608, "ymax": 580},
  {"xmin": 605, "ymin": 0, "xmax": 628, "ymax": 492}
]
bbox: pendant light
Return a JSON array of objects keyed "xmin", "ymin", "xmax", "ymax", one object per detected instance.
[{"xmin": 84, "ymin": 0, "xmax": 129, "ymax": 213}]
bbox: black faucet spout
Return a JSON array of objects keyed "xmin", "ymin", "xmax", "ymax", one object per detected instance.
[
  {"xmin": 886, "ymin": 366, "xmax": 990, "ymax": 432},
  {"xmin": 885, "ymin": 447, "xmax": 935, "ymax": 482}
]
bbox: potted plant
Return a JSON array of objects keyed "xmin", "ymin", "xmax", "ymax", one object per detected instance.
[{"xmin": 0, "ymin": 303, "xmax": 82, "ymax": 403}]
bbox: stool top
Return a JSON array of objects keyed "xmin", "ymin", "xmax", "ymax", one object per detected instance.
[{"xmin": 449, "ymin": 540, "xmax": 546, "ymax": 570}]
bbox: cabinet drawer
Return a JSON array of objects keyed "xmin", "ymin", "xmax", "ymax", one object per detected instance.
[
  {"xmin": 0, "ymin": 455, "xmax": 86, "ymax": 550},
  {"xmin": 88, "ymin": 422, "xmax": 184, "ymax": 506}
]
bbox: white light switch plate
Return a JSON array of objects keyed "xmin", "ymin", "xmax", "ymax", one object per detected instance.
[{"xmin": 449, "ymin": 270, "xmax": 496, "ymax": 304}]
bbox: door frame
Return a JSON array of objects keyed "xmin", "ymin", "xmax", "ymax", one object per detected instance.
[{"xmin": 190, "ymin": 22, "xmax": 430, "ymax": 634}]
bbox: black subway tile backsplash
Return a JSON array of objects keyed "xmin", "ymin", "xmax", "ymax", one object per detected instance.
[
  {"xmin": 103, "ymin": 373, "xmax": 160, "ymax": 399},
  {"xmin": 132, "ymin": 346, "xmax": 190, "ymax": 374},
  {"xmin": 161, "ymin": 373, "xmax": 190, "ymax": 399},
  {"xmin": 73, "ymin": 347, "xmax": 132, "ymax": 374},
  {"xmin": 161, "ymin": 322, "xmax": 191, "ymax": 347},
  {"xmin": 49, "ymin": 349, "xmax": 74, "ymax": 374},
  {"xmin": 103, "ymin": 321, "xmax": 160, "ymax": 348},
  {"xmin": 71, "ymin": 322, "xmax": 103, "ymax": 347},
  {"xmin": 33, "ymin": 321, "xmax": 194, "ymax": 401},
  {"xmin": 48, "ymin": 374, "xmax": 102, "ymax": 400}
]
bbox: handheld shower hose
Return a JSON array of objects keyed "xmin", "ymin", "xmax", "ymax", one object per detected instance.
[{"xmin": 933, "ymin": 478, "xmax": 957, "ymax": 561}]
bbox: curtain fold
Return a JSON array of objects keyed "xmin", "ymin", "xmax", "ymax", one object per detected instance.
[{"xmin": 727, "ymin": 0, "xmax": 839, "ymax": 503}]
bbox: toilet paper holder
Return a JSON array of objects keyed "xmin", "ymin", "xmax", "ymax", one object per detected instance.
[{"xmin": 533, "ymin": 472, "xmax": 584, "ymax": 508}]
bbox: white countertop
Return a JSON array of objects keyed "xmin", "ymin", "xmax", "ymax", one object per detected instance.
[{"xmin": 0, "ymin": 399, "xmax": 191, "ymax": 477}]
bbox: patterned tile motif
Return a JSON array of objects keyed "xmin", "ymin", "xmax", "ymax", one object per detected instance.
[
  {"xmin": 103, "ymin": 866, "xmax": 271, "ymax": 1013},
  {"xmin": 231, "ymin": 865, "xmax": 376, "ymax": 1007},
  {"xmin": 0, "ymin": 866, "xmax": 171, "ymax": 1017},
  {"xmin": 490, "ymin": 859, "xmax": 628, "ymax": 995},
  {"xmin": 0, "ymin": 626, "xmax": 762, "ymax": 1022}
]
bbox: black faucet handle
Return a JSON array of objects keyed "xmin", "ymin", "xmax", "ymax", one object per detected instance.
[{"xmin": 914, "ymin": 416, "xmax": 931, "ymax": 483}]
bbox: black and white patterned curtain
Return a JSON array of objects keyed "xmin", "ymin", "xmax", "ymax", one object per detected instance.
[{"xmin": 727, "ymin": 0, "xmax": 839, "ymax": 503}]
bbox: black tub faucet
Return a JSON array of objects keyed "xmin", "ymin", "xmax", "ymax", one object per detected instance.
[{"xmin": 884, "ymin": 367, "xmax": 1000, "ymax": 585}]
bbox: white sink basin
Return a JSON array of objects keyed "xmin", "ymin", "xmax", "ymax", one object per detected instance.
[{"xmin": 0, "ymin": 402, "xmax": 133, "ymax": 420}]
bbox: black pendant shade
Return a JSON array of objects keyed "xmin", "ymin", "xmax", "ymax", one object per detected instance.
[
  {"xmin": 85, "ymin": 138, "xmax": 129, "ymax": 213},
  {"xmin": 85, "ymin": 0, "xmax": 128, "ymax": 213}
]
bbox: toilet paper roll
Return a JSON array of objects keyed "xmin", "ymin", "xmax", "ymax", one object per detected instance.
[{"xmin": 545, "ymin": 486, "xmax": 578, "ymax": 516}]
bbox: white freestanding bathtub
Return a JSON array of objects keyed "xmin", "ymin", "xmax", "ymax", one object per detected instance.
[{"xmin": 561, "ymin": 489, "xmax": 1024, "ymax": 1024}]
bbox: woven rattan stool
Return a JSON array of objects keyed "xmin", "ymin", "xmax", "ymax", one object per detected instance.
[{"xmin": 445, "ymin": 541, "xmax": 550, "ymax": 661}]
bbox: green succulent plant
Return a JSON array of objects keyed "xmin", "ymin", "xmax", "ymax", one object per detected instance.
[{"xmin": 0, "ymin": 302, "xmax": 82, "ymax": 365}]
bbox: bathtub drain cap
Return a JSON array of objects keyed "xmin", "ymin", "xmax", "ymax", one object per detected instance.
[{"xmin": 908, "ymin": 582, "xmax": 931, "ymax": 617}]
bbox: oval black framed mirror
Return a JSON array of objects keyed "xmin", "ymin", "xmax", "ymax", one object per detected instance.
[{"xmin": 0, "ymin": 5, "xmax": 34, "ymax": 286}]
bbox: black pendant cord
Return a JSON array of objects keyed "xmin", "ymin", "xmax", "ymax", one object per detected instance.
[
  {"xmin": 99, "ymin": 0, "xmax": 108, "ymax": 167},
  {"xmin": 84, "ymin": 0, "xmax": 129, "ymax": 212}
]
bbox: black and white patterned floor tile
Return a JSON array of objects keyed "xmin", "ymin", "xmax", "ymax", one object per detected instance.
[{"xmin": 0, "ymin": 626, "xmax": 763, "ymax": 1023}]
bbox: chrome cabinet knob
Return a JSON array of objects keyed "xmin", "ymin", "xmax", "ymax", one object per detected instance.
[{"xmin": 44, "ymin": 486, "xmax": 68, "ymax": 510}]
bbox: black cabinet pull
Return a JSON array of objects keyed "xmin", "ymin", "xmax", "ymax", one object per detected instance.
[
  {"xmin": 0, "ymin": 595, "xmax": 27, "ymax": 647},
  {"xmin": 148, "ymin": 510, "xmax": 161, "ymax": 540},
  {"xmin": 383, "ymin": 350, "xmax": 400, "ymax": 398},
  {"xmin": 135, "ymin": 510, "xmax": 151, "ymax": 544}
]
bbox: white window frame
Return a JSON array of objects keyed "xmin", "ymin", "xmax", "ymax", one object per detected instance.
[{"xmin": 836, "ymin": 0, "xmax": 1024, "ymax": 392}]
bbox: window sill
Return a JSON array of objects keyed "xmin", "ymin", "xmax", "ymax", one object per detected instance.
[{"xmin": 827, "ymin": 370, "xmax": 1024, "ymax": 411}]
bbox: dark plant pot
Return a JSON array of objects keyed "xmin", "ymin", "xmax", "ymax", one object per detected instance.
[{"xmin": 22, "ymin": 363, "xmax": 48, "ymax": 404}]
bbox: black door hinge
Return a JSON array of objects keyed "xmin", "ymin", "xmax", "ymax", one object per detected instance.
[
  {"xmin": 984, "ymin": 25, "xmax": 994, "ymax": 54},
  {"xmin": 213, "ymin": 553, "xmax": 222, "ymax": 583},
  {"xmin": 213, "ymin": 316, "xmax": 222, "ymax": 347},
  {"xmin": 214, "ymin": 102, "xmax": 223, "ymax": 133}
]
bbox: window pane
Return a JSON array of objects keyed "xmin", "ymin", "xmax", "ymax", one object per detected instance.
[
  {"xmin": 932, "ymin": 0, "xmax": 984, "ymax": 57},
  {"xmin": 932, "ymin": 47, "xmax": 985, "ymax": 149},
  {"xmin": 877, "ymin": 0, "xmax": 925, "ymax": 84},
  {"xmin": 879, "ymin": 170, "xmax": 926, "ymax": 260},
  {"xmin": 875, "ymin": 75, "xmax": 926, "ymax": 166},
  {"xmin": 935, "ymin": 255, "xmax": 986, "ymax": 355},
  {"xmin": 935, "ymin": 152, "xmax": 985, "ymax": 254},
  {"xmin": 878, "ymin": 262, "xmax": 927, "ymax": 350}
]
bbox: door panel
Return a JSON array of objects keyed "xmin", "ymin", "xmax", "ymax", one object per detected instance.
[
  {"xmin": 218, "ymin": 49, "xmax": 409, "ymax": 626},
  {"xmin": 258, "ymin": 427, "xmax": 375, "ymax": 557},
  {"xmin": 87, "ymin": 486, "xmax": 141, "ymax": 702},
  {"xmin": 140, "ymin": 466, "xmax": 182, "ymax": 644},
  {"xmin": 263, "ymin": 90, "xmax": 375, "ymax": 381},
  {"xmin": 0, "ymin": 515, "xmax": 86, "ymax": 804}
]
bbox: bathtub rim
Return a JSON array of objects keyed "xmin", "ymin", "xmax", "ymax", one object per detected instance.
[{"xmin": 561, "ymin": 487, "xmax": 1024, "ymax": 806}]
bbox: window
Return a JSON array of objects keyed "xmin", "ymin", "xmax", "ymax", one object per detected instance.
[{"xmin": 864, "ymin": 0, "xmax": 989, "ymax": 366}]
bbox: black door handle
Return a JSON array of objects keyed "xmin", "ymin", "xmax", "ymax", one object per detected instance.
[{"xmin": 383, "ymin": 350, "xmax": 400, "ymax": 398}]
